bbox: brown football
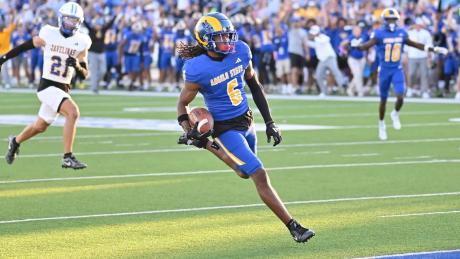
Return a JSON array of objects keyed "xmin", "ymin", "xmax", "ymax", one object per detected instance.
[{"xmin": 188, "ymin": 107, "xmax": 214, "ymax": 134}]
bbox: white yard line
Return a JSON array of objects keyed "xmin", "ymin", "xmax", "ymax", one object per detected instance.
[
  {"xmin": 342, "ymin": 153, "xmax": 379, "ymax": 157},
  {"xmin": 1, "ymin": 159, "xmax": 459, "ymax": 185},
  {"xmin": 284, "ymin": 110, "xmax": 460, "ymax": 119},
  {"xmin": 2, "ymin": 88, "xmax": 460, "ymax": 104},
  {"xmin": 393, "ymin": 155, "xmax": 432, "ymax": 160},
  {"xmin": 0, "ymin": 191, "xmax": 459, "ymax": 224},
  {"xmin": 7, "ymin": 137, "xmax": 460, "ymax": 158},
  {"xmin": 380, "ymin": 210, "xmax": 460, "ymax": 218}
]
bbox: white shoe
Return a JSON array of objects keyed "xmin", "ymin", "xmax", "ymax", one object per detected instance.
[
  {"xmin": 378, "ymin": 121, "xmax": 387, "ymax": 140},
  {"xmin": 422, "ymin": 92, "xmax": 430, "ymax": 99},
  {"xmin": 455, "ymin": 92, "xmax": 460, "ymax": 101},
  {"xmin": 406, "ymin": 88, "xmax": 413, "ymax": 97},
  {"xmin": 318, "ymin": 93, "xmax": 326, "ymax": 98},
  {"xmin": 390, "ymin": 110, "xmax": 401, "ymax": 130}
]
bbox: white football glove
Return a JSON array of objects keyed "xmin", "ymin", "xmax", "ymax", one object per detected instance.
[
  {"xmin": 433, "ymin": 46, "xmax": 448, "ymax": 55},
  {"xmin": 350, "ymin": 38, "xmax": 362, "ymax": 48}
]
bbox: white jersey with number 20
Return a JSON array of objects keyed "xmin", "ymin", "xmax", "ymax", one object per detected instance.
[{"xmin": 39, "ymin": 25, "xmax": 92, "ymax": 84}]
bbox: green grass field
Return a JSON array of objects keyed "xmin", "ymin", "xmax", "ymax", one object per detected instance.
[{"xmin": 0, "ymin": 91, "xmax": 459, "ymax": 258}]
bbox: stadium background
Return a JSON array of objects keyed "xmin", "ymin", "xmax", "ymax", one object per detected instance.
[{"xmin": 0, "ymin": 0, "xmax": 460, "ymax": 99}]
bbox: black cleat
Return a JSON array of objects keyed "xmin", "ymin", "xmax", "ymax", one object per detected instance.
[
  {"xmin": 62, "ymin": 155, "xmax": 87, "ymax": 170},
  {"xmin": 287, "ymin": 219, "xmax": 315, "ymax": 243},
  {"xmin": 5, "ymin": 136, "xmax": 20, "ymax": 165}
]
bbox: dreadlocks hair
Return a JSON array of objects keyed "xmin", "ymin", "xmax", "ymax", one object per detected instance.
[{"xmin": 177, "ymin": 41, "xmax": 207, "ymax": 60}]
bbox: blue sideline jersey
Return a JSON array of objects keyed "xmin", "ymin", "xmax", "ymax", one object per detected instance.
[
  {"xmin": 372, "ymin": 27, "xmax": 408, "ymax": 68},
  {"xmin": 123, "ymin": 30, "xmax": 143, "ymax": 55},
  {"xmin": 183, "ymin": 40, "xmax": 252, "ymax": 121}
]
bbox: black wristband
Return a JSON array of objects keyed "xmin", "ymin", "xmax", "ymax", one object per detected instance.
[{"xmin": 177, "ymin": 113, "xmax": 189, "ymax": 124}]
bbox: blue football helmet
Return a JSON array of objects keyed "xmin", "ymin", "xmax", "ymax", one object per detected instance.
[
  {"xmin": 194, "ymin": 12, "xmax": 238, "ymax": 54},
  {"xmin": 381, "ymin": 8, "xmax": 400, "ymax": 32}
]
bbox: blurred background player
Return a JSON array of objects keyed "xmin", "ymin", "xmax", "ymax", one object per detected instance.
[
  {"xmin": 141, "ymin": 19, "xmax": 154, "ymax": 91},
  {"xmin": 353, "ymin": 8, "xmax": 448, "ymax": 140},
  {"xmin": 1, "ymin": 2, "xmax": 91, "ymax": 169},
  {"xmin": 29, "ymin": 18, "xmax": 44, "ymax": 87},
  {"xmin": 155, "ymin": 18, "xmax": 175, "ymax": 92},
  {"xmin": 176, "ymin": 12, "xmax": 315, "ymax": 243},
  {"xmin": 0, "ymin": 9, "xmax": 16, "ymax": 89},
  {"xmin": 103, "ymin": 19, "xmax": 123, "ymax": 89},
  {"xmin": 307, "ymin": 24, "xmax": 347, "ymax": 97},
  {"xmin": 119, "ymin": 19, "xmax": 143, "ymax": 91},
  {"xmin": 84, "ymin": 10, "xmax": 118, "ymax": 94},
  {"xmin": 11, "ymin": 25, "xmax": 31, "ymax": 87},
  {"xmin": 172, "ymin": 20, "xmax": 193, "ymax": 91}
]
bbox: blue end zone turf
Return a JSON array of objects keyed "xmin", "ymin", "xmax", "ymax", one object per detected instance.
[{"xmin": 368, "ymin": 249, "xmax": 460, "ymax": 259}]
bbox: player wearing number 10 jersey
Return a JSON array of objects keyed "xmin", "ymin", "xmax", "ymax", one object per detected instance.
[
  {"xmin": 176, "ymin": 12, "xmax": 314, "ymax": 243},
  {"xmin": 352, "ymin": 8, "xmax": 448, "ymax": 140},
  {"xmin": 0, "ymin": 2, "xmax": 91, "ymax": 169}
]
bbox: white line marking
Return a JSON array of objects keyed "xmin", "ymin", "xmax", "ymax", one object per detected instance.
[
  {"xmin": 394, "ymin": 155, "xmax": 432, "ymax": 160},
  {"xmin": 353, "ymin": 249, "xmax": 460, "ymax": 259},
  {"xmin": 342, "ymin": 153, "xmax": 379, "ymax": 157},
  {"xmin": 285, "ymin": 110, "xmax": 460, "ymax": 119},
  {"xmin": 1, "ymin": 159, "xmax": 459, "ymax": 185},
  {"xmin": 293, "ymin": 151, "xmax": 331, "ymax": 155},
  {"xmin": 380, "ymin": 210, "xmax": 460, "ymax": 218},
  {"xmin": 0, "ymin": 192, "xmax": 459, "ymax": 224},
  {"xmin": 2, "ymin": 88, "xmax": 460, "ymax": 104},
  {"xmin": 32, "ymin": 132, "xmax": 178, "ymax": 141},
  {"xmin": 0, "ymin": 115, "xmax": 337, "ymax": 131},
  {"xmin": 8, "ymin": 137, "xmax": 460, "ymax": 158}
]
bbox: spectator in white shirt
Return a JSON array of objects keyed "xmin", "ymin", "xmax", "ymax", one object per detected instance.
[
  {"xmin": 407, "ymin": 18, "xmax": 432, "ymax": 98},
  {"xmin": 307, "ymin": 25, "xmax": 346, "ymax": 97}
]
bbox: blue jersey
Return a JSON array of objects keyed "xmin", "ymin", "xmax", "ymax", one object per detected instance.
[
  {"xmin": 273, "ymin": 32, "xmax": 289, "ymax": 60},
  {"xmin": 123, "ymin": 31, "xmax": 143, "ymax": 55},
  {"xmin": 183, "ymin": 41, "xmax": 252, "ymax": 121},
  {"xmin": 159, "ymin": 29, "xmax": 175, "ymax": 54},
  {"xmin": 372, "ymin": 27, "xmax": 408, "ymax": 68},
  {"xmin": 104, "ymin": 26, "xmax": 119, "ymax": 51},
  {"xmin": 348, "ymin": 33, "xmax": 368, "ymax": 59},
  {"xmin": 12, "ymin": 33, "xmax": 31, "ymax": 58},
  {"xmin": 142, "ymin": 28, "xmax": 153, "ymax": 53},
  {"xmin": 260, "ymin": 29, "xmax": 274, "ymax": 53}
]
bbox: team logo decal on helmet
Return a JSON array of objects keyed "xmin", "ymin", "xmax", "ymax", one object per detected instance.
[
  {"xmin": 194, "ymin": 12, "xmax": 238, "ymax": 54},
  {"xmin": 381, "ymin": 8, "xmax": 400, "ymax": 32},
  {"xmin": 58, "ymin": 2, "xmax": 84, "ymax": 36}
]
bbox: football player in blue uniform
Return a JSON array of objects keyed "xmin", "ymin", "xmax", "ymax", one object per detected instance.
[
  {"xmin": 352, "ymin": 8, "xmax": 448, "ymax": 140},
  {"xmin": 176, "ymin": 12, "xmax": 315, "ymax": 243},
  {"xmin": 118, "ymin": 21, "xmax": 143, "ymax": 91}
]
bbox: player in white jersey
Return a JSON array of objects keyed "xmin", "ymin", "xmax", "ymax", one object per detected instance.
[{"xmin": 0, "ymin": 2, "xmax": 92, "ymax": 169}]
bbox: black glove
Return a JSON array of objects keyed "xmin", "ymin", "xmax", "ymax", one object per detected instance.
[
  {"xmin": 186, "ymin": 122, "xmax": 212, "ymax": 141},
  {"xmin": 65, "ymin": 56, "xmax": 78, "ymax": 68},
  {"xmin": 266, "ymin": 122, "xmax": 282, "ymax": 146},
  {"xmin": 178, "ymin": 132, "xmax": 208, "ymax": 149}
]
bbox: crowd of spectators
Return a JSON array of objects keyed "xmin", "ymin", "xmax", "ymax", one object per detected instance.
[{"xmin": 0, "ymin": 0, "xmax": 459, "ymax": 100}]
